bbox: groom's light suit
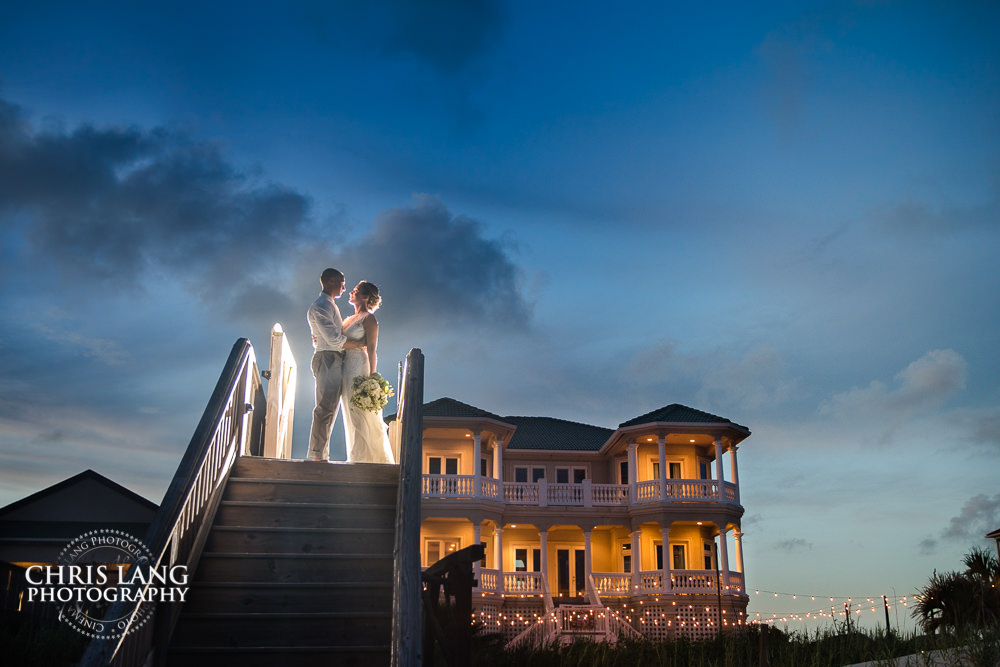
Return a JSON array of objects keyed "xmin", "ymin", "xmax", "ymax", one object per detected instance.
[{"xmin": 307, "ymin": 292, "xmax": 348, "ymax": 460}]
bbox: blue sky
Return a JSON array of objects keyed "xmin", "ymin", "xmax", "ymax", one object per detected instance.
[{"xmin": 1, "ymin": 0, "xmax": 998, "ymax": 631}]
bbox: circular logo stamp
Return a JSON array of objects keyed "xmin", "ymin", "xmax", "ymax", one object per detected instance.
[{"xmin": 53, "ymin": 530, "xmax": 155, "ymax": 639}]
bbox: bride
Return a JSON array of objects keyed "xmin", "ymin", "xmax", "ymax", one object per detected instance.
[{"xmin": 340, "ymin": 281, "xmax": 395, "ymax": 464}]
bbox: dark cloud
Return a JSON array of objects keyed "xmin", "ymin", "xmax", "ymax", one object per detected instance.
[
  {"xmin": 306, "ymin": 0, "xmax": 503, "ymax": 74},
  {"xmin": 919, "ymin": 492, "xmax": 1000, "ymax": 554},
  {"xmin": 774, "ymin": 538, "xmax": 813, "ymax": 553},
  {"xmin": 0, "ymin": 96, "xmax": 316, "ymax": 300},
  {"xmin": 330, "ymin": 194, "xmax": 531, "ymax": 330}
]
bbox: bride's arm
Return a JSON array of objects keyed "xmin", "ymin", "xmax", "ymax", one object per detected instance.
[{"xmin": 362, "ymin": 315, "xmax": 379, "ymax": 375}]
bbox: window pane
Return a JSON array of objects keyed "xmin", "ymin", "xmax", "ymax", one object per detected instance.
[
  {"xmin": 427, "ymin": 541, "xmax": 441, "ymax": 565},
  {"xmin": 428, "ymin": 457, "xmax": 441, "ymax": 475},
  {"xmin": 573, "ymin": 468, "xmax": 586, "ymax": 483},
  {"xmin": 445, "ymin": 458, "xmax": 458, "ymax": 475},
  {"xmin": 669, "ymin": 462, "xmax": 682, "ymax": 479},
  {"xmin": 619, "ymin": 461, "xmax": 628, "ymax": 484},
  {"xmin": 624, "ymin": 554, "xmax": 632, "ymax": 573},
  {"xmin": 481, "ymin": 458, "xmax": 488, "ymax": 476},
  {"xmin": 533, "ymin": 549, "xmax": 541, "ymax": 572},
  {"xmin": 655, "ymin": 544, "xmax": 663, "ymax": 570},
  {"xmin": 556, "ymin": 468, "xmax": 569, "ymax": 484},
  {"xmin": 700, "ymin": 461, "xmax": 710, "ymax": 479},
  {"xmin": 672, "ymin": 545, "xmax": 686, "ymax": 570},
  {"xmin": 515, "ymin": 467, "xmax": 528, "ymax": 483},
  {"xmin": 515, "ymin": 548, "xmax": 527, "ymax": 571},
  {"xmin": 532, "ymin": 467, "xmax": 545, "ymax": 482},
  {"xmin": 652, "ymin": 461, "xmax": 659, "ymax": 479}
]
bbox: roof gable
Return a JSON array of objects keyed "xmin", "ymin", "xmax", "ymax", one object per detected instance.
[
  {"xmin": 0, "ymin": 470, "xmax": 158, "ymax": 522},
  {"xmin": 504, "ymin": 416, "xmax": 613, "ymax": 451},
  {"xmin": 421, "ymin": 397, "xmax": 506, "ymax": 421},
  {"xmin": 618, "ymin": 404, "xmax": 745, "ymax": 429}
]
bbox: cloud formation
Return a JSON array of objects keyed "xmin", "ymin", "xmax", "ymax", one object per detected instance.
[
  {"xmin": 307, "ymin": 0, "xmax": 504, "ymax": 74},
  {"xmin": 330, "ymin": 194, "xmax": 531, "ymax": 330},
  {"xmin": 0, "ymin": 96, "xmax": 315, "ymax": 301},
  {"xmin": 820, "ymin": 349, "xmax": 967, "ymax": 419},
  {"xmin": 919, "ymin": 492, "xmax": 1000, "ymax": 555}
]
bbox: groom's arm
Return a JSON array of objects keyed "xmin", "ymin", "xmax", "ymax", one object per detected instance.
[{"xmin": 308, "ymin": 302, "xmax": 355, "ymax": 351}]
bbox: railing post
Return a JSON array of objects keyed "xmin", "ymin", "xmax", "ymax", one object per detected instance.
[
  {"xmin": 582, "ymin": 478, "xmax": 593, "ymax": 508},
  {"xmin": 392, "ymin": 349, "xmax": 424, "ymax": 667},
  {"xmin": 538, "ymin": 478, "xmax": 547, "ymax": 507}
]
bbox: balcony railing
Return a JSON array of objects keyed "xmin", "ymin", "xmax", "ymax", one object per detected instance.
[
  {"xmin": 423, "ymin": 475, "xmax": 740, "ymax": 507},
  {"xmin": 474, "ymin": 568, "xmax": 744, "ymax": 597}
]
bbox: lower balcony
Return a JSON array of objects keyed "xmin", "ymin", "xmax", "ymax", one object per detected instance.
[
  {"xmin": 422, "ymin": 475, "xmax": 739, "ymax": 506},
  {"xmin": 474, "ymin": 568, "xmax": 745, "ymax": 597}
]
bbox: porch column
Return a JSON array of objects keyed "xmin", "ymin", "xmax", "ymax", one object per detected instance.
[
  {"xmin": 714, "ymin": 439, "xmax": 725, "ymax": 497},
  {"xmin": 473, "ymin": 523, "xmax": 482, "ymax": 588},
  {"xmin": 493, "ymin": 440, "xmax": 504, "ymax": 495},
  {"xmin": 539, "ymin": 530, "xmax": 549, "ymax": 590},
  {"xmin": 583, "ymin": 531, "xmax": 593, "ymax": 591},
  {"xmin": 657, "ymin": 435, "xmax": 667, "ymax": 500},
  {"xmin": 717, "ymin": 528, "xmax": 731, "ymax": 590},
  {"xmin": 660, "ymin": 524, "xmax": 672, "ymax": 592},
  {"xmin": 495, "ymin": 527, "xmax": 504, "ymax": 594},
  {"xmin": 630, "ymin": 530, "xmax": 641, "ymax": 592},
  {"xmin": 473, "ymin": 432, "xmax": 482, "ymax": 498},
  {"xmin": 627, "ymin": 440, "xmax": 638, "ymax": 503},
  {"xmin": 729, "ymin": 445, "xmax": 740, "ymax": 503},
  {"xmin": 733, "ymin": 529, "xmax": 745, "ymax": 574}
]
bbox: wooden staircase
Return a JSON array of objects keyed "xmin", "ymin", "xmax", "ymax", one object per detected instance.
[{"xmin": 167, "ymin": 457, "xmax": 399, "ymax": 666}]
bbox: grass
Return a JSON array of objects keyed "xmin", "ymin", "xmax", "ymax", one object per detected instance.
[{"xmin": 460, "ymin": 624, "xmax": 1000, "ymax": 667}]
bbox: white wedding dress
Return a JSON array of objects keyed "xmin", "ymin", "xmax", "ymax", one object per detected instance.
[{"xmin": 341, "ymin": 313, "xmax": 395, "ymax": 464}]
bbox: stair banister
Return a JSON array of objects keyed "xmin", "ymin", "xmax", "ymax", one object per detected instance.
[
  {"xmin": 262, "ymin": 322, "xmax": 296, "ymax": 458},
  {"xmin": 80, "ymin": 338, "xmax": 266, "ymax": 667},
  {"xmin": 391, "ymin": 348, "xmax": 424, "ymax": 667}
]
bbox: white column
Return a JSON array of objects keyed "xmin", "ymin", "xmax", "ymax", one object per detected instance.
[
  {"xmin": 657, "ymin": 435, "xmax": 667, "ymax": 500},
  {"xmin": 627, "ymin": 441, "xmax": 638, "ymax": 503},
  {"xmin": 661, "ymin": 524, "xmax": 672, "ymax": 592},
  {"xmin": 495, "ymin": 527, "xmax": 504, "ymax": 594},
  {"xmin": 539, "ymin": 530, "xmax": 549, "ymax": 588},
  {"xmin": 734, "ymin": 529, "xmax": 745, "ymax": 574},
  {"xmin": 718, "ymin": 528, "xmax": 731, "ymax": 590},
  {"xmin": 630, "ymin": 530, "xmax": 641, "ymax": 591},
  {"xmin": 729, "ymin": 444, "xmax": 740, "ymax": 503},
  {"xmin": 494, "ymin": 441, "xmax": 504, "ymax": 501},
  {"xmin": 714, "ymin": 439, "xmax": 725, "ymax": 498},
  {"xmin": 473, "ymin": 432, "xmax": 482, "ymax": 498},
  {"xmin": 583, "ymin": 531, "xmax": 593, "ymax": 582},
  {"xmin": 473, "ymin": 523, "xmax": 482, "ymax": 589}
]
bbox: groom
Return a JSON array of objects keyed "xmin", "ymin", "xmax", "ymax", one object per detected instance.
[{"xmin": 306, "ymin": 267, "xmax": 365, "ymax": 461}]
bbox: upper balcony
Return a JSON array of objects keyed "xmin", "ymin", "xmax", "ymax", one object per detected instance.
[{"xmin": 422, "ymin": 475, "xmax": 740, "ymax": 507}]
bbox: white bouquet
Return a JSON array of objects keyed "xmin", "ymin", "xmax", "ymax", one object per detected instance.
[{"xmin": 350, "ymin": 372, "xmax": 394, "ymax": 413}]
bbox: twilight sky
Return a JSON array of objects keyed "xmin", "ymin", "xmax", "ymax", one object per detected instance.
[{"xmin": 1, "ymin": 0, "xmax": 998, "ymax": 631}]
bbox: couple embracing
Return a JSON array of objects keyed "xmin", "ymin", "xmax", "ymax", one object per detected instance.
[{"xmin": 306, "ymin": 267, "xmax": 395, "ymax": 464}]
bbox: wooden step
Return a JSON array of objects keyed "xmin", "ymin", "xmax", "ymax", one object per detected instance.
[
  {"xmin": 194, "ymin": 553, "xmax": 395, "ymax": 583},
  {"xmin": 167, "ymin": 645, "xmax": 389, "ymax": 667},
  {"xmin": 204, "ymin": 526, "xmax": 395, "ymax": 554},
  {"xmin": 233, "ymin": 457, "xmax": 399, "ymax": 484},
  {"xmin": 170, "ymin": 611, "xmax": 391, "ymax": 647},
  {"xmin": 182, "ymin": 581, "xmax": 394, "ymax": 614},
  {"xmin": 224, "ymin": 477, "xmax": 398, "ymax": 504},
  {"xmin": 214, "ymin": 501, "xmax": 395, "ymax": 529}
]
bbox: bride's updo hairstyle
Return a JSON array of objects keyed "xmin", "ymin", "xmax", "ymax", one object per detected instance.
[{"xmin": 357, "ymin": 281, "xmax": 381, "ymax": 312}]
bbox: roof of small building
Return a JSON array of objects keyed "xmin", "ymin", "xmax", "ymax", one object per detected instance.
[
  {"xmin": 422, "ymin": 397, "xmax": 506, "ymax": 421},
  {"xmin": 618, "ymin": 403, "xmax": 746, "ymax": 430},
  {"xmin": 503, "ymin": 416, "xmax": 613, "ymax": 451}
]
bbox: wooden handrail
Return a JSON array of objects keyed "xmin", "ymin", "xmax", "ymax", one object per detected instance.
[
  {"xmin": 391, "ymin": 348, "xmax": 424, "ymax": 667},
  {"xmin": 80, "ymin": 338, "xmax": 266, "ymax": 667}
]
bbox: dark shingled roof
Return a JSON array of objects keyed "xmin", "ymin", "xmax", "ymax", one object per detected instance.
[
  {"xmin": 618, "ymin": 404, "xmax": 746, "ymax": 429},
  {"xmin": 503, "ymin": 416, "xmax": 613, "ymax": 451},
  {"xmin": 422, "ymin": 397, "xmax": 506, "ymax": 421}
]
